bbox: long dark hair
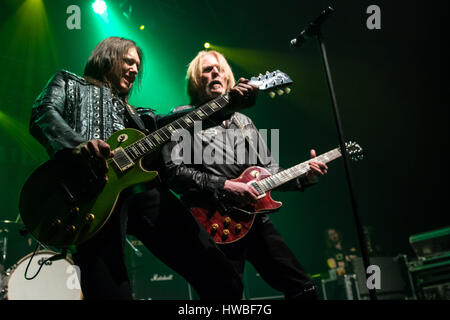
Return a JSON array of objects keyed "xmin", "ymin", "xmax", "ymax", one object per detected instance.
[
  {"xmin": 84, "ymin": 37, "xmax": 143, "ymax": 97},
  {"xmin": 325, "ymin": 228, "xmax": 343, "ymax": 248}
]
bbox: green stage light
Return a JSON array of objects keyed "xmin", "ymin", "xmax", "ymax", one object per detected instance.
[
  {"xmin": 92, "ymin": 0, "xmax": 107, "ymax": 15},
  {"xmin": 204, "ymin": 42, "xmax": 210, "ymax": 49},
  {"xmin": 140, "ymin": 25, "xmax": 145, "ymax": 30}
]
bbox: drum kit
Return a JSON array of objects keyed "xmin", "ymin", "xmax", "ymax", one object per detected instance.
[{"xmin": 0, "ymin": 219, "xmax": 82, "ymax": 300}]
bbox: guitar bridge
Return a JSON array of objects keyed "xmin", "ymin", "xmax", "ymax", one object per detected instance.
[{"xmin": 112, "ymin": 147, "xmax": 135, "ymax": 172}]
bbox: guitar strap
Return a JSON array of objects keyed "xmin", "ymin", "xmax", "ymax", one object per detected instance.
[
  {"xmin": 112, "ymin": 95, "xmax": 151, "ymax": 196},
  {"xmin": 123, "ymin": 101, "xmax": 148, "ymax": 133}
]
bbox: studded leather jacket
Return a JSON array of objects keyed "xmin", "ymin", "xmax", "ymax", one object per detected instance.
[
  {"xmin": 30, "ymin": 70, "xmax": 246, "ymax": 168},
  {"xmin": 30, "ymin": 70, "xmax": 172, "ymax": 158}
]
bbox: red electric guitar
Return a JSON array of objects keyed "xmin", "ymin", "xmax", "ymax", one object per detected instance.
[{"xmin": 191, "ymin": 142, "xmax": 364, "ymax": 244}]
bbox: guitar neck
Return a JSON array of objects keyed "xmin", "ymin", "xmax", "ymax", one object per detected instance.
[
  {"xmin": 115, "ymin": 69, "xmax": 294, "ymax": 162},
  {"xmin": 257, "ymin": 148, "xmax": 343, "ymax": 192},
  {"xmin": 122, "ymin": 93, "xmax": 231, "ymax": 161}
]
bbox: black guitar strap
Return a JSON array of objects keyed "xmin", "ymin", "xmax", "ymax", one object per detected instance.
[{"xmin": 123, "ymin": 102, "xmax": 148, "ymax": 133}]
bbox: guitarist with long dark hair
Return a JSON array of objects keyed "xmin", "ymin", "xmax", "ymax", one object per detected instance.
[
  {"xmin": 29, "ymin": 37, "xmax": 258, "ymax": 299},
  {"xmin": 161, "ymin": 50, "xmax": 328, "ymax": 300}
]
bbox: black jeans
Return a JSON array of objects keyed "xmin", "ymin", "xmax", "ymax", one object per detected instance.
[
  {"xmin": 218, "ymin": 214, "xmax": 317, "ymax": 300},
  {"xmin": 73, "ymin": 186, "xmax": 243, "ymax": 300}
]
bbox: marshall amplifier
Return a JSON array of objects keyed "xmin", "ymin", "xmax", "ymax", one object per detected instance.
[{"xmin": 125, "ymin": 237, "xmax": 190, "ymax": 300}]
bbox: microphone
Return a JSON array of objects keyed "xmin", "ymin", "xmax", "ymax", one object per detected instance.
[{"xmin": 290, "ymin": 6, "xmax": 335, "ymax": 48}]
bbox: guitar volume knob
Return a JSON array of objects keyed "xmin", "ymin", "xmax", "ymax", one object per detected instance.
[
  {"xmin": 51, "ymin": 219, "xmax": 62, "ymax": 227},
  {"xmin": 235, "ymin": 224, "xmax": 242, "ymax": 233},
  {"xmin": 70, "ymin": 207, "xmax": 80, "ymax": 214},
  {"xmin": 85, "ymin": 213, "xmax": 95, "ymax": 224},
  {"xmin": 222, "ymin": 229, "xmax": 230, "ymax": 241},
  {"xmin": 223, "ymin": 217, "xmax": 231, "ymax": 226},
  {"xmin": 211, "ymin": 224, "xmax": 219, "ymax": 234},
  {"xmin": 66, "ymin": 225, "xmax": 76, "ymax": 233}
]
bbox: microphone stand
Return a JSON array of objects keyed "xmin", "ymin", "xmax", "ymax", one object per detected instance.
[
  {"xmin": 126, "ymin": 237, "xmax": 143, "ymax": 258},
  {"xmin": 293, "ymin": 7, "xmax": 377, "ymax": 301}
]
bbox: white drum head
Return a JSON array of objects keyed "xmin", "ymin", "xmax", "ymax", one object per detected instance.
[{"xmin": 7, "ymin": 250, "xmax": 82, "ymax": 300}]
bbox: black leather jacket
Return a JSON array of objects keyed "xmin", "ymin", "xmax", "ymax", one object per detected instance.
[
  {"xmin": 32, "ymin": 70, "xmax": 140, "ymax": 157},
  {"xmin": 30, "ymin": 70, "xmax": 190, "ymax": 159},
  {"xmin": 161, "ymin": 106, "xmax": 311, "ymax": 207}
]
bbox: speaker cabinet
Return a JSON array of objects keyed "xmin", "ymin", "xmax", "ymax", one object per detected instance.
[
  {"xmin": 353, "ymin": 256, "xmax": 415, "ymax": 300},
  {"xmin": 242, "ymin": 262, "xmax": 284, "ymax": 300},
  {"xmin": 125, "ymin": 238, "xmax": 191, "ymax": 300}
]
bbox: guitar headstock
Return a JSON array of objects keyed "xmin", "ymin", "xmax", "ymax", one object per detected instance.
[
  {"xmin": 249, "ymin": 70, "xmax": 293, "ymax": 98},
  {"xmin": 344, "ymin": 141, "xmax": 364, "ymax": 162}
]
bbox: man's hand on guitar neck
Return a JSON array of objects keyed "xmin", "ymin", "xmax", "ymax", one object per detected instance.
[
  {"xmin": 228, "ymin": 78, "xmax": 259, "ymax": 111},
  {"xmin": 222, "ymin": 149, "xmax": 328, "ymax": 204},
  {"xmin": 72, "ymin": 139, "xmax": 114, "ymax": 181},
  {"xmin": 305, "ymin": 149, "xmax": 328, "ymax": 184}
]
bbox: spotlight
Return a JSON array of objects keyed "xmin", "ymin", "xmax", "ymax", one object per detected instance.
[
  {"xmin": 204, "ymin": 42, "xmax": 210, "ymax": 49},
  {"xmin": 92, "ymin": 0, "xmax": 107, "ymax": 15},
  {"xmin": 140, "ymin": 25, "xmax": 145, "ymax": 30}
]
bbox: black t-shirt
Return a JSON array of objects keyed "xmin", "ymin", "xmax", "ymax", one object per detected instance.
[{"xmin": 325, "ymin": 246, "xmax": 356, "ymax": 274}]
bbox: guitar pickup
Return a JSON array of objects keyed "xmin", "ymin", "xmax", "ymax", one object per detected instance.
[
  {"xmin": 247, "ymin": 181, "xmax": 266, "ymax": 199},
  {"xmin": 112, "ymin": 147, "xmax": 135, "ymax": 172}
]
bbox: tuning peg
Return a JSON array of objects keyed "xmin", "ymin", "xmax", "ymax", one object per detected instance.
[
  {"xmin": 269, "ymin": 91, "xmax": 276, "ymax": 99},
  {"xmin": 277, "ymin": 89, "xmax": 284, "ymax": 96},
  {"xmin": 285, "ymin": 87, "xmax": 291, "ymax": 94}
]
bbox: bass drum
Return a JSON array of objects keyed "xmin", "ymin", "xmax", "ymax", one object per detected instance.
[{"xmin": 1, "ymin": 250, "xmax": 83, "ymax": 300}]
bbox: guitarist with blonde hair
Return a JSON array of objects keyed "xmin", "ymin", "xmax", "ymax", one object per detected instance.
[{"xmin": 161, "ymin": 50, "xmax": 328, "ymax": 300}]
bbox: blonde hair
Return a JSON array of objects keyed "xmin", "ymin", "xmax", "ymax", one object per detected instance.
[{"xmin": 186, "ymin": 50, "xmax": 235, "ymax": 105}]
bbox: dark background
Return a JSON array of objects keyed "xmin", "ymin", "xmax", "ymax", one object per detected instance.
[{"xmin": 0, "ymin": 0, "xmax": 448, "ymax": 278}]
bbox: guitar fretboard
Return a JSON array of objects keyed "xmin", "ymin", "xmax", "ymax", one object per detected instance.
[
  {"xmin": 114, "ymin": 69, "xmax": 293, "ymax": 162},
  {"xmin": 257, "ymin": 148, "xmax": 342, "ymax": 192},
  {"xmin": 123, "ymin": 94, "xmax": 230, "ymax": 160}
]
